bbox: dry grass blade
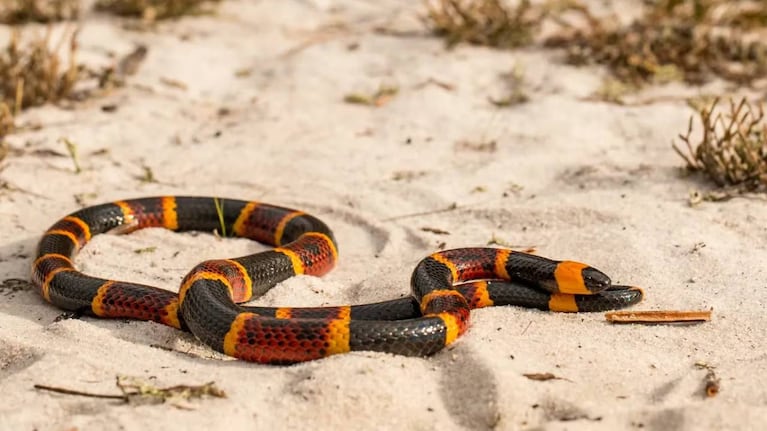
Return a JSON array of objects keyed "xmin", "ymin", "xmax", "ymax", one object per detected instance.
[
  {"xmin": 0, "ymin": 0, "xmax": 80, "ymax": 24},
  {"xmin": 423, "ymin": 0, "xmax": 545, "ymax": 49},
  {"xmin": 673, "ymin": 97, "xmax": 767, "ymax": 196},
  {"xmin": 95, "ymin": 0, "xmax": 223, "ymax": 20},
  {"xmin": 59, "ymin": 137, "xmax": 81, "ymax": 173}
]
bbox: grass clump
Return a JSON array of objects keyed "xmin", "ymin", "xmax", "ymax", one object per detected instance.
[
  {"xmin": 423, "ymin": 0, "xmax": 545, "ymax": 49},
  {"xmin": 0, "ymin": 0, "xmax": 80, "ymax": 23},
  {"xmin": 95, "ymin": 0, "xmax": 222, "ymax": 20},
  {"xmin": 0, "ymin": 30, "xmax": 84, "ymax": 143},
  {"xmin": 0, "ymin": 30, "xmax": 81, "ymax": 111},
  {"xmin": 424, "ymin": 1, "xmax": 767, "ymax": 87},
  {"xmin": 673, "ymin": 97, "xmax": 767, "ymax": 196},
  {"xmin": 545, "ymin": 0, "xmax": 767, "ymax": 86}
]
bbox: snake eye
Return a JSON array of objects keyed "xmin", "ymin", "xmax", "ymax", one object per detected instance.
[{"xmin": 581, "ymin": 267, "xmax": 611, "ymax": 292}]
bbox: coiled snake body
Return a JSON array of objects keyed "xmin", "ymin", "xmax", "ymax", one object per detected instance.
[{"xmin": 32, "ymin": 196, "xmax": 642, "ymax": 364}]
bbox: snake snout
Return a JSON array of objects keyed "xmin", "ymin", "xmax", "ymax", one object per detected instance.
[{"xmin": 581, "ymin": 267, "xmax": 611, "ymax": 292}]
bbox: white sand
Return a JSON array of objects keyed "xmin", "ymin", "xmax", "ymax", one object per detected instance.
[{"xmin": 1, "ymin": 1, "xmax": 765, "ymax": 430}]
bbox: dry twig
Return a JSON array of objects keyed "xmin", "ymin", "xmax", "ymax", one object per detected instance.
[{"xmin": 605, "ymin": 309, "xmax": 712, "ymax": 324}]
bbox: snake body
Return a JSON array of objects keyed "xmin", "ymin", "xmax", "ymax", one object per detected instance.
[{"xmin": 31, "ymin": 196, "xmax": 642, "ymax": 364}]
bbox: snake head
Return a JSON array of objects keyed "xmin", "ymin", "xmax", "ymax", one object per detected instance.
[{"xmin": 581, "ymin": 266, "xmax": 611, "ymax": 293}]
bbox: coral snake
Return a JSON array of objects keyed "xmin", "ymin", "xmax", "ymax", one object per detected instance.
[{"xmin": 31, "ymin": 196, "xmax": 643, "ymax": 364}]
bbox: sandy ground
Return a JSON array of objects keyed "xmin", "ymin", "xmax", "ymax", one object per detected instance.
[{"xmin": 0, "ymin": 1, "xmax": 765, "ymax": 430}]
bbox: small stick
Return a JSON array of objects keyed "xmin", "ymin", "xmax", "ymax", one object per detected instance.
[
  {"xmin": 34, "ymin": 384, "xmax": 126, "ymax": 400},
  {"xmin": 605, "ymin": 310, "xmax": 712, "ymax": 324}
]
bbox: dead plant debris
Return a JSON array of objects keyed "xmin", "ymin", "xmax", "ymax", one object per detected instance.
[
  {"xmin": 34, "ymin": 376, "xmax": 226, "ymax": 409},
  {"xmin": 421, "ymin": 226, "xmax": 450, "ymax": 235},
  {"xmin": 0, "ymin": 29, "xmax": 101, "ymax": 144},
  {"xmin": 133, "ymin": 246, "xmax": 157, "ymax": 254},
  {"xmin": 584, "ymin": 78, "xmax": 638, "ymax": 105},
  {"xmin": 455, "ymin": 139, "xmax": 497, "ymax": 152},
  {"xmin": 95, "ymin": 0, "xmax": 222, "ymax": 21},
  {"xmin": 673, "ymin": 97, "xmax": 767, "ymax": 199},
  {"xmin": 423, "ymin": 0, "xmax": 545, "ymax": 49},
  {"xmin": 391, "ymin": 170, "xmax": 426, "ymax": 181},
  {"xmin": 425, "ymin": 1, "xmax": 767, "ymax": 88},
  {"xmin": 138, "ymin": 163, "xmax": 157, "ymax": 183},
  {"xmin": 0, "ymin": 0, "xmax": 80, "ymax": 23},
  {"xmin": 545, "ymin": 0, "xmax": 767, "ymax": 86},
  {"xmin": 160, "ymin": 76, "xmax": 188, "ymax": 90},
  {"xmin": 523, "ymin": 372, "xmax": 570, "ymax": 382},
  {"xmin": 695, "ymin": 362, "xmax": 721, "ymax": 398},
  {"xmin": 0, "ymin": 30, "xmax": 134, "ymax": 146},
  {"xmin": 344, "ymin": 85, "xmax": 399, "ymax": 107},
  {"xmin": 0, "ymin": 30, "xmax": 81, "ymax": 112},
  {"xmin": 689, "ymin": 241, "xmax": 707, "ymax": 253}
]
